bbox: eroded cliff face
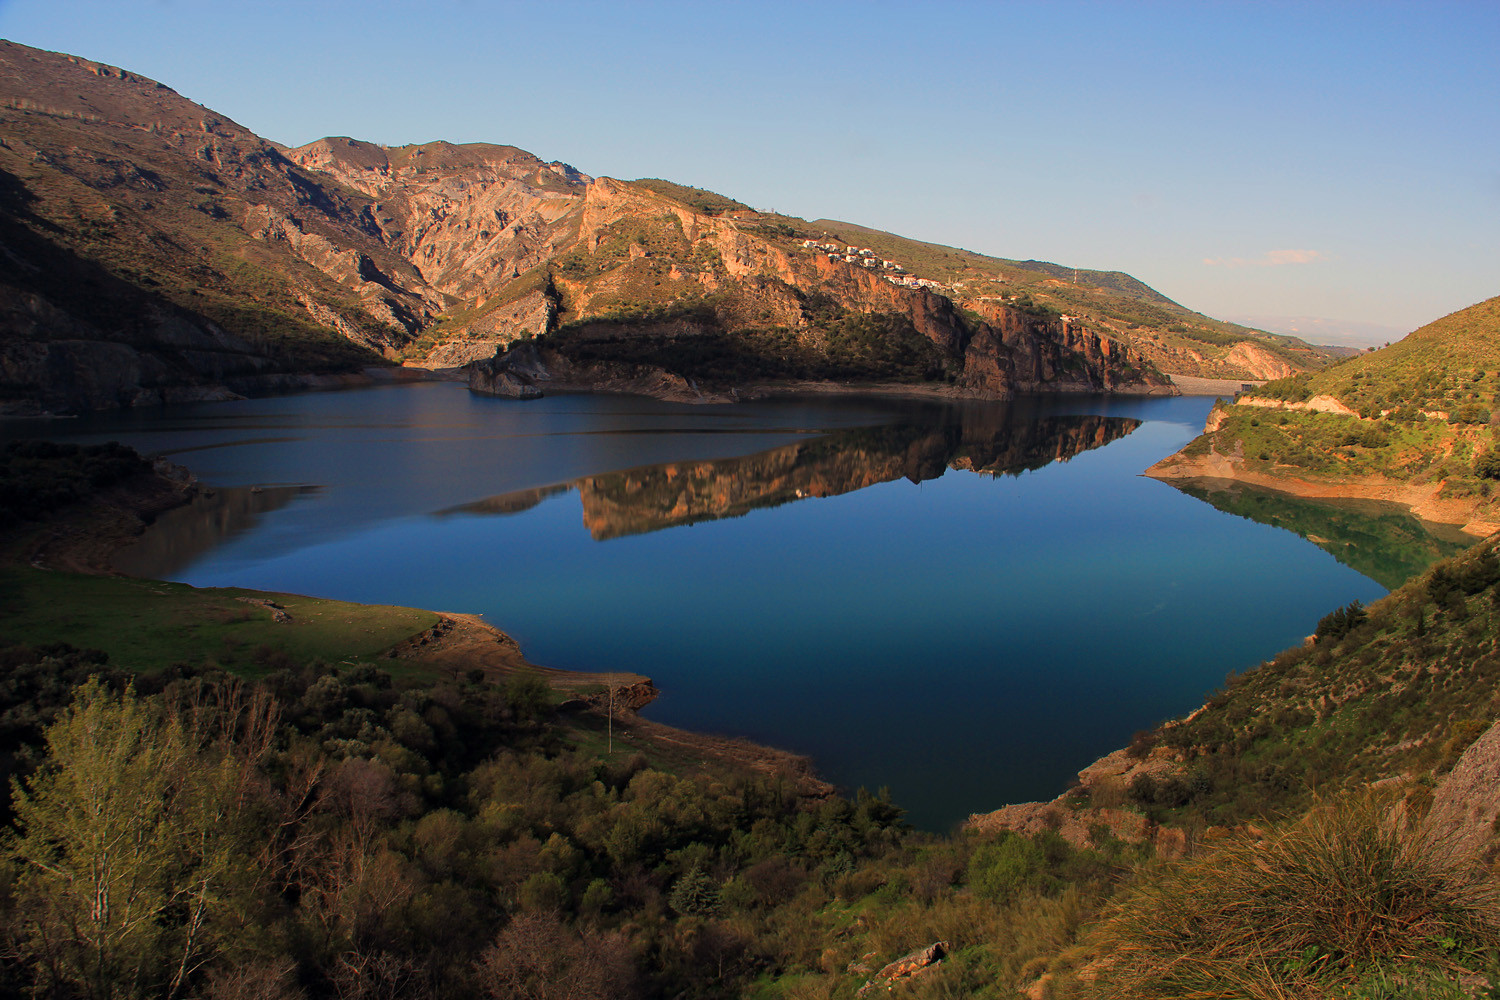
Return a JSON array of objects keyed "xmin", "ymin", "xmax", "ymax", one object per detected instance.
[
  {"xmin": 0, "ymin": 39, "xmax": 1174, "ymax": 412},
  {"xmin": 285, "ymin": 138, "xmax": 589, "ymax": 301},
  {"xmin": 0, "ymin": 41, "xmax": 435, "ymax": 412},
  {"xmin": 464, "ymin": 179, "xmax": 1171, "ymax": 400}
]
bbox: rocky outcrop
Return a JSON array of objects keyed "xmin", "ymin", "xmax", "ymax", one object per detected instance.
[
  {"xmin": 1425, "ymin": 721, "xmax": 1500, "ymax": 863},
  {"xmin": 1234, "ymin": 393, "xmax": 1360, "ymax": 417},
  {"xmin": 857, "ymin": 943, "xmax": 948, "ymax": 996},
  {"xmin": 286, "ymin": 137, "xmax": 589, "ymax": 301},
  {"xmin": 965, "ymin": 746, "xmax": 1190, "ymax": 858},
  {"xmin": 468, "ymin": 354, "xmax": 543, "ymax": 399}
]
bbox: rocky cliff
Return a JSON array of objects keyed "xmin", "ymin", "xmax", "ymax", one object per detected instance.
[{"xmin": 1, "ymin": 39, "xmax": 1207, "ymax": 413}]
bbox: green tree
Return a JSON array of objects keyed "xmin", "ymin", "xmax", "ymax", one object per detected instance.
[
  {"xmin": 504, "ymin": 671, "xmax": 552, "ymax": 724},
  {"xmin": 7, "ymin": 680, "xmax": 270, "ymax": 999},
  {"xmin": 668, "ymin": 865, "xmax": 721, "ymax": 917}
]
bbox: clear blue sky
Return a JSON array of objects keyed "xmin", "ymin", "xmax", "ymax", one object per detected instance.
[{"xmin": 2, "ymin": 0, "xmax": 1496, "ymax": 341}]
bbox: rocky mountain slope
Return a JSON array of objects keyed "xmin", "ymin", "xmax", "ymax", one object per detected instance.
[
  {"xmin": 1147, "ymin": 295, "xmax": 1500, "ymax": 535},
  {"xmin": 0, "ymin": 39, "xmax": 1326, "ymax": 414},
  {"xmin": 0, "ymin": 40, "xmax": 447, "ymax": 414}
]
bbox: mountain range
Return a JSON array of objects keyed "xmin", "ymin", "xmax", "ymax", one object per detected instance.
[{"xmin": 0, "ymin": 40, "xmax": 1336, "ymax": 415}]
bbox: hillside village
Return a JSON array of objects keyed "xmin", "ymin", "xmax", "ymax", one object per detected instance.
[
  {"xmin": 800, "ymin": 237, "xmax": 1089, "ymax": 325},
  {"xmin": 801, "ymin": 238, "xmax": 951, "ymax": 291}
]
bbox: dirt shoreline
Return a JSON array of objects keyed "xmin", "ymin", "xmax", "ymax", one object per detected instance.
[
  {"xmin": 1144, "ymin": 452, "xmax": 1500, "ymax": 537},
  {"xmin": 389, "ymin": 612, "xmax": 833, "ymax": 797}
]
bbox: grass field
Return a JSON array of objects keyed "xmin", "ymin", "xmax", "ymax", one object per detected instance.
[{"xmin": 0, "ymin": 564, "xmax": 439, "ymax": 677}]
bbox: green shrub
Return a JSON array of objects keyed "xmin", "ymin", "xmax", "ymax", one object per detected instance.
[
  {"xmin": 968, "ymin": 832, "xmax": 1045, "ymax": 903},
  {"xmin": 1315, "ymin": 600, "xmax": 1368, "ymax": 642}
]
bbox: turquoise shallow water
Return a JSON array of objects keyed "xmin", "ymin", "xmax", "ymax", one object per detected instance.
[{"xmin": 6, "ymin": 383, "xmax": 1413, "ymax": 829}]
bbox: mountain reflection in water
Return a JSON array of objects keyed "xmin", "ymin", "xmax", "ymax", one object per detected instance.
[
  {"xmin": 112, "ymin": 484, "xmax": 317, "ymax": 579},
  {"xmin": 1172, "ymin": 478, "xmax": 1473, "ymax": 590},
  {"xmin": 444, "ymin": 405, "xmax": 1142, "ymax": 540}
]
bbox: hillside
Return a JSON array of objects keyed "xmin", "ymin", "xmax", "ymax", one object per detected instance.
[
  {"xmin": 0, "ymin": 40, "xmax": 1337, "ymax": 414},
  {"xmin": 0, "ymin": 41, "xmax": 446, "ymax": 414},
  {"xmin": 1147, "ymin": 295, "xmax": 1500, "ymax": 535},
  {"xmin": 800, "ymin": 218, "xmax": 1334, "ymax": 379}
]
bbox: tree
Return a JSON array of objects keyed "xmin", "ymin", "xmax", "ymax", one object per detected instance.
[
  {"xmin": 668, "ymin": 865, "xmax": 721, "ymax": 917},
  {"xmin": 1315, "ymin": 600, "xmax": 1368, "ymax": 642},
  {"xmin": 7, "ymin": 679, "xmax": 272, "ymax": 1000}
]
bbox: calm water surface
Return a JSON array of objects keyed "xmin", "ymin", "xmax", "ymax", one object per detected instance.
[{"xmin": 10, "ymin": 382, "xmax": 1444, "ymax": 829}]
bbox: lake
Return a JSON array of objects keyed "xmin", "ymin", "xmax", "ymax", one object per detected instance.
[{"xmin": 4, "ymin": 382, "xmax": 1467, "ymax": 829}]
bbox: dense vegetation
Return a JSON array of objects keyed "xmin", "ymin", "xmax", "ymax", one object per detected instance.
[
  {"xmin": 8, "ymin": 441, "xmax": 1500, "ymax": 998},
  {"xmin": 0, "ymin": 440, "xmax": 150, "ymax": 523},
  {"xmin": 0, "ymin": 638, "xmax": 1154, "ymax": 1000}
]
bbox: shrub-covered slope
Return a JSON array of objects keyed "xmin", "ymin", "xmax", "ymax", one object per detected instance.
[{"xmin": 1148, "ymin": 295, "xmax": 1500, "ymax": 533}]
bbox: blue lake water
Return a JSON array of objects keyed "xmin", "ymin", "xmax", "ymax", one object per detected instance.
[{"xmin": 6, "ymin": 382, "xmax": 1434, "ymax": 830}]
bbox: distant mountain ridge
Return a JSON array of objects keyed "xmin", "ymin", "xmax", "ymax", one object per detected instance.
[{"xmin": 0, "ymin": 39, "xmax": 1327, "ymax": 414}]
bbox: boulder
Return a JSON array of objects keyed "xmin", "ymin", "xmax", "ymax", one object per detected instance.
[
  {"xmin": 857, "ymin": 942, "xmax": 948, "ymax": 995},
  {"xmin": 468, "ymin": 354, "xmax": 542, "ymax": 399},
  {"xmin": 1425, "ymin": 720, "xmax": 1500, "ymax": 861}
]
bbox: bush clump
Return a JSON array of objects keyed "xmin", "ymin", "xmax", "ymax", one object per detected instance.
[{"xmin": 1090, "ymin": 792, "xmax": 1500, "ymax": 999}]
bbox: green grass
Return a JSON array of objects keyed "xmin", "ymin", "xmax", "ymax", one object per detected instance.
[
  {"xmin": 1194, "ymin": 408, "xmax": 1500, "ymax": 507},
  {"xmin": 629, "ymin": 178, "xmax": 751, "ymax": 215},
  {"xmin": 1248, "ymin": 296, "xmax": 1500, "ymax": 417},
  {"xmin": 0, "ymin": 565, "xmax": 438, "ymax": 676}
]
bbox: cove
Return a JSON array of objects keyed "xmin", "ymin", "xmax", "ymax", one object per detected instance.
[{"xmin": 3, "ymin": 383, "xmax": 1458, "ymax": 829}]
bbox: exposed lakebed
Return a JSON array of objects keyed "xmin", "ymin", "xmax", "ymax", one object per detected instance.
[{"xmin": 5, "ymin": 383, "xmax": 1467, "ymax": 829}]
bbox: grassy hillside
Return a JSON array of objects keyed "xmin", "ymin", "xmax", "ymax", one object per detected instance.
[
  {"xmin": 1256, "ymin": 295, "xmax": 1500, "ymax": 418},
  {"xmin": 1117, "ymin": 535, "xmax": 1500, "ymax": 827},
  {"xmin": 1162, "ymin": 297, "xmax": 1500, "ymax": 521}
]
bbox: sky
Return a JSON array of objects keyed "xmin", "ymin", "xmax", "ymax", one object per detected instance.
[{"xmin": 1, "ymin": 0, "xmax": 1496, "ymax": 344}]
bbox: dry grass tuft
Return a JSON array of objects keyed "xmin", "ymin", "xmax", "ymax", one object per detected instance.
[{"xmin": 1086, "ymin": 791, "xmax": 1500, "ymax": 999}]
